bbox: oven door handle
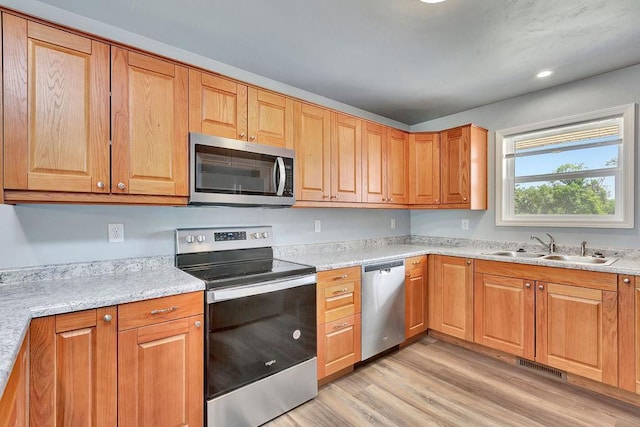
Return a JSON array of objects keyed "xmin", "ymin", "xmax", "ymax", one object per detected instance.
[{"xmin": 207, "ymin": 274, "xmax": 316, "ymax": 303}]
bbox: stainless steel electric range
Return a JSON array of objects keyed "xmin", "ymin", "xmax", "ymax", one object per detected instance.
[{"xmin": 175, "ymin": 226, "xmax": 317, "ymax": 427}]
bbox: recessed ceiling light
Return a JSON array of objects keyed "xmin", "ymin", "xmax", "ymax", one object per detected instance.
[
  {"xmin": 536, "ymin": 70, "xmax": 553, "ymax": 78},
  {"xmin": 420, "ymin": 0, "xmax": 446, "ymax": 3}
]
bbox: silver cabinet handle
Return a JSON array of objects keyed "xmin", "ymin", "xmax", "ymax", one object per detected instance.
[
  {"xmin": 333, "ymin": 274, "xmax": 348, "ymax": 280},
  {"xmin": 412, "ymin": 261, "xmax": 421, "ymax": 265},
  {"xmin": 525, "ymin": 283, "xmax": 531, "ymax": 288},
  {"xmin": 332, "ymin": 288, "xmax": 349, "ymax": 295},
  {"xmin": 117, "ymin": 182, "xmax": 126, "ymax": 190},
  {"xmin": 466, "ymin": 260, "xmax": 472, "ymax": 265},
  {"xmin": 194, "ymin": 321, "xmax": 202, "ymax": 328},
  {"xmin": 103, "ymin": 314, "xmax": 112, "ymax": 322},
  {"xmin": 150, "ymin": 305, "xmax": 178, "ymax": 315},
  {"xmin": 623, "ymin": 278, "xmax": 631, "ymax": 284},
  {"xmin": 333, "ymin": 322, "xmax": 349, "ymax": 330},
  {"xmin": 463, "ymin": 197, "xmax": 468, "ymax": 201},
  {"xmin": 249, "ymin": 135, "xmax": 256, "ymax": 141},
  {"xmin": 239, "ymin": 132, "xmax": 246, "ymax": 138},
  {"xmin": 538, "ymin": 285, "xmax": 544, "ymax": 290},
  {"xmin": 97, "ymin": 181, "xmax": 105, "ymax": 189}
]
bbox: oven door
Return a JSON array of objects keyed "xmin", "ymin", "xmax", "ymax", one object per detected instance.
[
  {"xmin": 190, "ymin": 132, "xmax": 295, "ymax": 206},
  {"xmin": 205, "ymin": 274, "xmax": 316, "ymax": 400}
]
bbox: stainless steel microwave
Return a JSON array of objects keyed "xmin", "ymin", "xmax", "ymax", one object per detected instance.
[{"xmin": 189, "ymin": 133, "xmax": 295, "ymax": 207}]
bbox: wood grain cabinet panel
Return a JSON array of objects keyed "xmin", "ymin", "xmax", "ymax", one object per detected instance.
[
  {"xmin": 317, "ymin": 315, "xmax": 361, "ymax": 379},
  {"xmin": 0, "ymin": 332, "xmax": 29, "ymax": 427},
  {"xmin": 617, "ymin": 275, "xmax": 635, "ymax": 393},
  {"xmin": 409, "ymin": 132, "xmax": 440, "ymax": 204},
  {"xmin": 536, "ymin": 282, "xmax": 618, "ymax": 386},
  {"xmin": 2, "ymin": 14, "xmax": 110, "ymax": 194},
  {"xmin": 248, "ymin": 88, "xmax": 293, "ymax": 148},
  {"xmin": 405, "ymin": 255, "xmax": 427, "ymax": 339},
  {"xmin": 387, "ymin": 129, "xmax": 409, "ymax": 204},
  {"xmin": 294, "ymin": 102, "xmax": 331, "ymax": 201},
  {"xmin": 637, "ymin": 282, "xmax": 640, "ymax": 393},
  {"xmin": 362, "ymin": 121, "xmax": 386, "ymax": 203},
  {"xmin": 474, "ymin": 273, "xmax": 535, "ymax": 359},
  {"xmin": 317, "ymin": 266, "xmax": 361, "ymax": 324},
  {"xmin": 189, "ymin": 70, "xmax": 248, "ymax": 140},
  {"xmin": 111, "ymin": 48, "xmax": 188, "ymax": 196},
  {"xmin": 29, "ymin": 307, "xmax": 117, "ymax": 427},
  {"xmin": 429, "ymin": 255, "xmax": 473, "ymax": 341},
  {"xmin": 331, "ymin": 113, "xmax": 362, "ymax": 202}
]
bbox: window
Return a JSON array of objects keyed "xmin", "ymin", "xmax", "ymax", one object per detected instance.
[{"xmin": 496, "ymin": 104, "xmax": 635, "ymax": 228}]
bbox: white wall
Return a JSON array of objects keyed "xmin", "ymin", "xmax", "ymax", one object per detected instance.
[
  {"xmin": 410, "ymin": 64, "xmax": 640, "ymax": 249},
  {"xmin": 0, "ymin": 204, "xmax": 409, "ymax": 269}
]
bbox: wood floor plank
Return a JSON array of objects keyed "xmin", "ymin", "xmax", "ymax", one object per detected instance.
[{"xmin": 265, "ymin": 337, "xmax": 640, "ymax": 427}]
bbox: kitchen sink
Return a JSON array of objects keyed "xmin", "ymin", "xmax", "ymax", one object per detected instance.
[
  {"xmin": 487, "ymin": 251, "xmax": 545, "ymax": 258},
  {"xmin": 540, "ymin": 254, "xmax": 617, "ymax": 266}
]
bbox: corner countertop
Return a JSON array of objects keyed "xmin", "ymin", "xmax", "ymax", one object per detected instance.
[{"xmin": 0, "ymin": 260, "xmax": 204, "ymax": 399}]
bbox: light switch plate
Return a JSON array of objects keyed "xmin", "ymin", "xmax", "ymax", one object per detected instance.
[{"xmin": 314, "ymin": 220, "xmax": 321, "ymax": 233}]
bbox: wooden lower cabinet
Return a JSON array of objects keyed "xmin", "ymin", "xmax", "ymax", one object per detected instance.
[
  {"xmin": 0, "ymin": 332, "xmax": 29, "ymax": 427},
  {"xmin": 29, "ymin": 307, "xmax": 117, "ymax": 427},
  {"xmin": 317, "ymin": 315, "xmax": 361, "ymax": 379},
  {"xmin": 637, "ymin": 282, "xmax": 640, "ymax": 393},
  {"xmin": 405, "ymin": 255, "xmax": 427, "ymax": 339},
  {"xmin": 117, "ymin": 293, "xmax": 204, "ymax": 427},
  {"xmin": 429, "ymin": 255, "xmax": 474, "ymax": 341},
  {"xmin": 317, "ymin": 266, "xmax": 362, "ymax": 380},
  {"xmin": 473, "ymin": 273, "xmax": 535, "ymax": 359}
]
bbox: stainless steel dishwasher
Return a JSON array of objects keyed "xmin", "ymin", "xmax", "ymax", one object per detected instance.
[{"xmin": 361, "ymin": 259, "xmax": 406, "ymax": 360}]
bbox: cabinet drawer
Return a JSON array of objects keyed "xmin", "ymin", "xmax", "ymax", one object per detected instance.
[
  {"xmin": 317, "ymin": 314, "xmax": 361, "ymax": 379},
  {"xmin": 317, "ymin": 266, "xmax": 361, "ymax": 324},
  {"xmin": 406, "ymin": 255, "xmax": 427, "ymax": 272},
  {"xmin": 118, "ymin": 292, "xmax": 203, "ymax": 331}
]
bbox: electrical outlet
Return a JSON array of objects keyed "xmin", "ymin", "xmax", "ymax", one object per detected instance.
[
  {"xmin": 108, "ymin": 223, "xmax": 124, "ymax": 243},
  {"xmin": 461, "ymin": 219, "xmax": 469, "ymax": 230},
  {"xmin": 314, "ymin": 220, "xmax": 321, "ymax": 233},
  {"xmin": 391, "ymin": 218, "xmax": 396, "ymax": 229}
]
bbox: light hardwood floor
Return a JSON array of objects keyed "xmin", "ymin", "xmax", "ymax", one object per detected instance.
[{"xmin": 266, "ymin": 336, "xmax": 640, "ymax": 426}]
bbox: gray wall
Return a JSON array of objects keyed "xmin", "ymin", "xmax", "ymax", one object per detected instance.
[
  {"xmin": 409, "ymin": 64, "xmax": 640, "ymax": 250},
  {"xmin": 0, "ymin": 204, "xmax": 409, "ymax": 268}
]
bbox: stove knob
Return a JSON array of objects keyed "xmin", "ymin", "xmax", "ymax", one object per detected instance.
[
  {"xmin": 253, "ymin": 232, "xmax": 261, "ymax": 239},
  {"xmin": 262, "ymin": 232, "xmax": 269, "ymax": 238},
  {"xmin": 197, "ymin": 235, "xmax": 206, "ymax": 243},
  {"xmin": 185, "ymin": 235, "xmax": 195, "ymax": 244}
]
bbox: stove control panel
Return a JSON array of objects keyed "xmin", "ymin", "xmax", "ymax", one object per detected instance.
[{"xmin": 176, "ymin": 226, "xmax": 273, "ymax": 254}]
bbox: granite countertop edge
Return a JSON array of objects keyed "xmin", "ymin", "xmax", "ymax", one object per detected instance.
[{"xmin": 0, "ymin": 265, "xmax": 205, "ymax": 399}]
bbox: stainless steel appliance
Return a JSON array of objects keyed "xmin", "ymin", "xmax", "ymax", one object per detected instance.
[
  {"xmin": 189, "ymin": 132, "xmax": 295, "ymax": 207},
  {"xmin": 361, "ymin": 259, "xmax": 406, "ymax": 360},
  {"xmin": 175, "ymin": 226, "xmax": 317, "ymax": 427}
]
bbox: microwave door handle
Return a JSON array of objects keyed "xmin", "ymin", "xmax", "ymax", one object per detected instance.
[
  {"xmin": 276, "ymin": 157, "xmax": 286, "ymax": 196},
  {"xmin": 272, "ymin": 158, "xmax": 278, "ymax": 193}
]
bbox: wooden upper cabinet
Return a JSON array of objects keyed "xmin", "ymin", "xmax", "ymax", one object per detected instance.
[
  {"xmin": 536, "ymin": 282, "xmax": 618, "ymax": 386},
  {"xmin": 29, "ymin": 307, "xmax": 117, "ymax": 427},
  {"xmin": 362, "ymin": 121, "xmax": 387, "ymax": 203},
  {"xmin": 473, "ymin": 273, "xmax": 535, "ymax": 359},
  {"xmin": 248, "ymin": 88, "xmax": 294, "ymax": 148},
  {"xmin": 429, "ymin": 255, "xmax": 474, "ymax": 341},
  {"xmin": 409, "ymin": 132, "xmax": 440, "ymax": 204},
  {"xmin": 294, "ymin": 102, "xmax": 331, "ymax": 201},
  {"xmin": 3, "ymin": 15, "xmax": 110, "ymax": 193},
  {"xmin": 440, "ymin": 124, "xmax": 487, "ymax": 209},
  {"xmin": 387, "ymin": 129, "xmax": 409, "ymax": 204},
  {"xmin": 111, "ymin": 48, "xmax": 188, "ymax": 196},
  {"xmin": 331, "ymin": 113, "xmax": 362, "ymax": 202},
  {"xmin": 189, "ymin": 70, "xmax": 248, "ymax": 140}
]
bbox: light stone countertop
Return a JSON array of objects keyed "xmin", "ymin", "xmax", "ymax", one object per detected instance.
[{"xmin": 0, "ymin": 261, "xmax": 204, "ymax": 398}]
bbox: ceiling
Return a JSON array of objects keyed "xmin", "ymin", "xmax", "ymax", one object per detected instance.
[{"xmin": 32, "ymin": 0, "xmax": 640, "ymax": 125}]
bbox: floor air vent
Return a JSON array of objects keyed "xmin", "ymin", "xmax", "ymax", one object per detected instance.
[{"xmin": 516, "ymin": 358, "xmax": 566, "ymax": 382}]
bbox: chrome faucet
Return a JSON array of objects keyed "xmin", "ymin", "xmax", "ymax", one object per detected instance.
[{"xmin": 530, "ymin": 233, "xmax": 557, "ymax": 254}]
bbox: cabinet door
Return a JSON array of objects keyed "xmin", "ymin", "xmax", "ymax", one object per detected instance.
[
  {"xmin": 473, "ymin": 274, "xmax": 534, "ymax": 359},
  {"xmin": 118, "ymin": 315, "xmax": 203, "ymax": 427},
  {"xmin": 0, "ymin": 332, "xmax": 29, "ymax": 427},
  {"xmin": 111, "ymin": 48, "xmax": 188, "ymax": 196},
  {"xmin": 409, "ymin": 133, "xmax": 440, "ymax": 204},
  {"xmin": 30, "ymin": 307, "xmax": 117, "ymax": 427},
  {"xmin": 440, "ymin": 125, "xmax": 470, "ymax": 205},
  {"xmin": 189, "ymin": 70, "xmax": 248, "ymax": 140},
  {"xmin": 3, "ymin": 15, "xmax": 110, "ymax": 193},
  {"xmin": 317, "ymin": 315, "xmax": 361, "ymax": 379},
  {"xmin": 331, "ymin": 113, "xmax": 362, "ymax": 202},
  {"xmin": 248, "ymin": 88, "xmax": 293, "ymax": 148},
  {"xmin": 617, "ymin": 275, "xmax": 635, "ymax": 392},
  {"xmin": 294, "ymin": 102, "xmax": 331, "ymax": 201},
  {"xmin": 405, "ymin": 256, "xmax": 427, "ymax": 339},
  {"xmin": 636, "ymin": 282, "xmax": 640, "ymax": 393},
  {"xmin": 536, "ymin": 282, "xmax": 617, "ymax": 386},
  {"xmin": 387, "ymin": 129, "xmax": 409, "ymax": 204},
  {"xmin": 429, "ymin": 255, "xmax": 473, "ymax": 341},
  {"xmin": 361, "ymin": 121, "xmax": 387, "ymax": 203}
]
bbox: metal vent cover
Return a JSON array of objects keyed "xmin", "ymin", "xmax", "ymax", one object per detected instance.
[{"xmin": 516, "ymin": 358, "xmax": 567, "ymax": 382}]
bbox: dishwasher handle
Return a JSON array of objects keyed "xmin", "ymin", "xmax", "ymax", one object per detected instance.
[{"xmin": 363, "ymin": 259, "xmax": 404, "ymax": 273}]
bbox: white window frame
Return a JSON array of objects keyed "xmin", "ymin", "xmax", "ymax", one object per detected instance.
[{"xmin": 495, "ymin": 104, "xmax": 635, "ymax": 228}]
